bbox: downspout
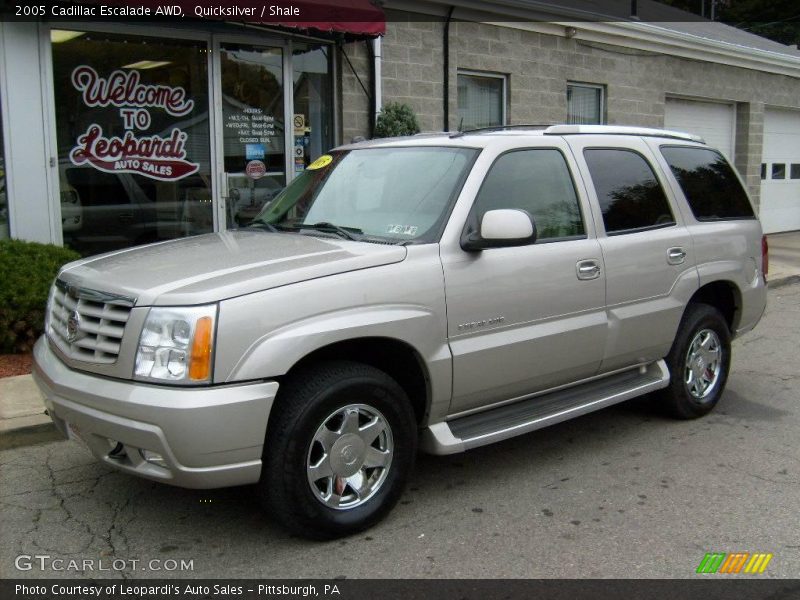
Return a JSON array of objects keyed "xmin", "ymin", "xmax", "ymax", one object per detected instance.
[
  {"xmin": 443, "ymin": 6, "xmax": 455, "ymax": 131},
  {"xmin": 372, "ymin": 36, "xmax": 382, "ymax": 127},
  {"xmin": 366, "ymin": 39, "xmax": 377, "ymax": 138}
]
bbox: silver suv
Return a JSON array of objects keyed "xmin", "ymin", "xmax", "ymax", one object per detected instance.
[{"xmin": 33, "ymin": 125, "xmax": 768, "ymax": 538}]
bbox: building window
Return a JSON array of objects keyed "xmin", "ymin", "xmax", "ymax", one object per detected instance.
[
  {"xmin": 457, "ymin": 71, "xmax": 506, "ymax": 130},
  {"xmin": 51, "ymin": 30, "xmax": 213, "ymax": 256},
  {"xmin": 772, "ymin": 163, "xmax": 786, "ymax": 179},
  {"xmin": 567, "ymin": 83, "xmax": 605, "ymax": 124}
]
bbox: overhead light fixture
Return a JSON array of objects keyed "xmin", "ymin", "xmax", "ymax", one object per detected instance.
[
  {"xmin": 51, "ymin": 30, "xmax": 86, "ymax": 44},
  {"xmin": 122, "ymin": 60, "xmax": 172, "ymax": 70}
]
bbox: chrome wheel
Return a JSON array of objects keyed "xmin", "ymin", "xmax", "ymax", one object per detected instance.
[
  {"xmin": 684, "ymin": 328, "xmax": 722, "ymax": 400},
  {"xmin": 306, "ymin": 404, "xmax": 394, "ymax": 510}
]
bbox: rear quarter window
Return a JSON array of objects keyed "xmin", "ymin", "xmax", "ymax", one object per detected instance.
[{"xmin": 660, "ymin": 146, "xmax": 755, "ymax": 221}]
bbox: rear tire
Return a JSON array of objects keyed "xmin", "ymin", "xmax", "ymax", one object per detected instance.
[
  {"xmin": 658, "ymin": 303, "xmax": 731, "ymax": 419},
  {"xmin": 259, "ymin": 360, "xmax": 417, "ymax": 539}
]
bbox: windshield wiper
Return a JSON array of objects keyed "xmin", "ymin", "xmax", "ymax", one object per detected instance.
[
  {"xmin": 278, "ymin": 222, "xmax": 362, "ymax": 241},
  {"xmin": 247, "ymin": 222, "xmax": 279, "ymax": 232}
]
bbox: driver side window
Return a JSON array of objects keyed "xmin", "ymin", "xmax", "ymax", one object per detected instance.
[{"xmin": 472, "ymin": 149, "xmax": 585, "ymax": 240}]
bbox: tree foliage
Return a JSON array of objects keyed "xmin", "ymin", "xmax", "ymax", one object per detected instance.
[
  {"xmin": 374, "ymin": 102, "xmax": 421, "ymax": 138},
  {"xmin": 658, "ymin": 0, "xmax": 799, "ymax": 46}
]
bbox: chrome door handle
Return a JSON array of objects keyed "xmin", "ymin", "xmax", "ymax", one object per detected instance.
[
  {"xmin": 576, "ymin": 260, "xmax": 601, "ymax": 280},
  {"xmin": 668, "ymin": 247, "xmax": 687, "ymax": 265}
]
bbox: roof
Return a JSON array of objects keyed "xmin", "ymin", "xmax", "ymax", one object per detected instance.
[
  {"xmin": 502, "ymin": 0, "xmax": 800, "ymax": 59},
  {"xmin": 409, "ymin": 0, "xmax": 800, "ymax": 75}
]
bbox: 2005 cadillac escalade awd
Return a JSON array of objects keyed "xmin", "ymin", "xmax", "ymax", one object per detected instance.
[{"xmin": 33, "ymin": 125, "xmax": 768, "ymax": 538}]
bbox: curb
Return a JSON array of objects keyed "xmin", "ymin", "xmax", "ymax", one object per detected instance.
[
  {"xmin": 768, "ymin": 274, "xmax": 800, "ymax": 289},
  {"xmin": 0, "ymin": 420, "xmax": 64, "ymax": 451}
]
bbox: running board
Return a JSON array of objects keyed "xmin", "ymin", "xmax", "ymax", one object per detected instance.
[{"xmin": 421, "ymin": 360, "xmax": 670, "ymax": 455}]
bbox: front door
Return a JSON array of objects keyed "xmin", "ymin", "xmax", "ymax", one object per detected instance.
[
  {"xmin": 442, "ymin": 144, "xmax": 608, "ymax": 415},
  {"xmin": 214, "ymin": 40, "xmax": 288, "ymax": 229}
]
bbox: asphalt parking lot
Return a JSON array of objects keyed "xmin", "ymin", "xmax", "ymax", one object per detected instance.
[{"xmin": 1, "ymin": 282, "xmax": 798, "ymax": 580}]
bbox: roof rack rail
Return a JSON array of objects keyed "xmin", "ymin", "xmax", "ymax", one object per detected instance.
[
  {"xmin": 543, "ymin": 124, "xmax": 705, "ymax": 143},
  {"xmin": 449, "ymin": 124, "xmax": 552, "ymax": 138}
]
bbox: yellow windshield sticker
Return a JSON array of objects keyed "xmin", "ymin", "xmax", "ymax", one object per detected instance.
[{"xmin": 307, "ymin": 154, "xmax": 333, "ymax": 170}]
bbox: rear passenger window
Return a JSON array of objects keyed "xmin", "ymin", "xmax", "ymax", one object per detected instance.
[
  {"xmin": 660, "ymin": 146, "xmax": 755, "ymax": 220},
  {"xmin": 772, "ymin": 164, "xmax": 786, "ymax": 179},
  {"xmin": 583, "ymin": 149, "xmax": 675, "ymax": 234},
  {"xmin": 472, "ymin": 149, "xmax": 585, "ymax": 240},
  {"xmin": 792, "ymin": 164, "xmax": 800, "ymax": 180}
]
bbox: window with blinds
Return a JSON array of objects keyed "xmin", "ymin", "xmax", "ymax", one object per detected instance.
[
  {"xmin": 567, "ymin": 83, "xmax": 605, "ymax": 124},
  {"xmin": 457, "ymin": 71, "xmax": 506, "ymax": 130}
]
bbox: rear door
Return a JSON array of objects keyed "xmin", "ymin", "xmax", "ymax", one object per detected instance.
[
  {"xmin": 441, "ymin": 140, "xmax": 607, "ymax": 415},
  {"xmin": 567, "ymin": 136, "xmax": 697, "ymax": 373}
]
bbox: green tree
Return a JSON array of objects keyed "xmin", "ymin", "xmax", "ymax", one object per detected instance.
[{"xmin": 658, "ymin": 0, "xmax": 799, "ymax": 46}]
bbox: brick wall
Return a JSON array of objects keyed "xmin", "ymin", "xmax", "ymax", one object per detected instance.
[{"xmin": 340, "ymin": 10, "xmax": 800, "ymax": 206}]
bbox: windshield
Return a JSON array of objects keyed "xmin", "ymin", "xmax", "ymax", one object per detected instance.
[{"xmin": 251, "ymin": 146, "xmax": 478, "ymax": 243}]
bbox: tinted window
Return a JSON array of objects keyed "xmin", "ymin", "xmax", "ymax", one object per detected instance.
[
  {"xmin": 772, "ymin": 164, "xmax": 786, "ymax": 179},
  {"xmin": 583, "ymin": 149, "xmax": 674, "ymax": 234},
  {"xmin": 660, "ymin": 147, "xmax": 755, "ymax": 221},
  {"xmin": 472, "ymin": 149, "xmax": 584, "ymax": 240},
  {"xmin": 791, "ymin": 164, "xmax": 800, "ymax": 180},
  {"xmin": 761, "ymin": 163, "xmax": 767, "ymax": 180}
]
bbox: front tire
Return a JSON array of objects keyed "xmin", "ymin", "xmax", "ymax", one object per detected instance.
[
  {"xmin": 658, "ymin": 303, "xmax": 731, "ymax": 419},
  {"xmin": 259, "ymin": 361, "xmax": 417, "ymax": 539}
]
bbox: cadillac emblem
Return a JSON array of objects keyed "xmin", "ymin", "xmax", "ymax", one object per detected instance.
[{"xmin": 66, "ymin": 310, "xmax": 81, "ymax": 343}]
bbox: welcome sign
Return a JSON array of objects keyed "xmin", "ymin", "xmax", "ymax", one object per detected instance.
[{"xmin": 68, "ymin": 65, "xmax": 200, "ymax": 181}]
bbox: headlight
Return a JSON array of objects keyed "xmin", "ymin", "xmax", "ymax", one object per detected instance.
[{"xmin": 134, "ymin": 305, "xmax": 217, "ymax": 384}]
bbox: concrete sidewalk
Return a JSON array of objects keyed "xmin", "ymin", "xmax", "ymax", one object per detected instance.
[
  {"xmin": 1, "ymin": 230, "xmax": 799, "ymax": 441},
  {"xmin": 768, "ymin": 230, "xmax": 800, "ymax": 285}
]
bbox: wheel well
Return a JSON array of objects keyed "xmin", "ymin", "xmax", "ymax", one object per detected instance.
[
  {"xmin": 689, "ymin": 281, "xmax": 741, "ymax": 331},
  {"xmin": 281, "ymin": 338, "xmax": 430, "ymax": 424}
]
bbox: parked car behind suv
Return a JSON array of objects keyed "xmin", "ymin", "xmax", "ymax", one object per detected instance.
[{"xmin": 33, "ymin": 125, "xmax": 767, "ymax": 539}]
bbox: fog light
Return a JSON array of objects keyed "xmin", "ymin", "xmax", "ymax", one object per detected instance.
[
  {"xmin": 140, "ymin": 449, "xmax": 168, "ymax": 468},
  {"xmin": 108, "ymin": 442, "xmax": 126, "ymax": 459}
]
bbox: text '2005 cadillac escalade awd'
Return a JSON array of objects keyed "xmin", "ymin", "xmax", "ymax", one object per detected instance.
[{"xmin": 33, "ymin": 125, "xmax": 767, "ymax": 539}]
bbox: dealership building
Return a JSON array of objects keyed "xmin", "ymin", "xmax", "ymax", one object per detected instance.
[{"xmin": 1, "ymin": 0, "xmax": 798, "ymax": 256}]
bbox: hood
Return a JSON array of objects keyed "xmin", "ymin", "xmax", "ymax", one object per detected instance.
[{"xmin": 59, "ymin": 230, "xmax": 407, "ymax": 306}]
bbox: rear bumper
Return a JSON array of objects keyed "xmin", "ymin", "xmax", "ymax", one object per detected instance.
[{"xmin": 32, "ymin": 337, "xmax": 278, "ymax": 489}]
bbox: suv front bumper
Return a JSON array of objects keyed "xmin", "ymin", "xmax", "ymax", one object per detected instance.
[{"xmin": 32, "ymin": 337, "xmax": 278, "ymax": 489}]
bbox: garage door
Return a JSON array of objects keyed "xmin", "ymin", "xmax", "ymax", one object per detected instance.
[
  {"xmin": 761, "ymin": 108, "xmax": 800, "ymax": 234},
  {"xmin": 664, "ymin": 98, "xmax": 735, "ymax": 160}
]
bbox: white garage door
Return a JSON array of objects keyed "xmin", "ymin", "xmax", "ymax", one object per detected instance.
[
  {"xmin": 761, "ymin": 108, "xmax": 800, "ymax": 234},
  {"xmin": 664, "ymin": 98, "xmax": 735, "ymax": 160}
]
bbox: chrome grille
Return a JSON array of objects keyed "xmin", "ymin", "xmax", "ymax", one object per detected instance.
[{"xmin": 47, "ymin": 279, "xmax": 135, "ymax": 364}]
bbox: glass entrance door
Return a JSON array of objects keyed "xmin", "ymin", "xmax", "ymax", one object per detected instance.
[{"xmin": 217, "ymin": 41, "xmax": 286, "ymax": 229}]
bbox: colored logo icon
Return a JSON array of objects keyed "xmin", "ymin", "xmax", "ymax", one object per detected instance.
[{"xmin": 696, "ymin": 552, "xmax": 773, "ymax": 574}]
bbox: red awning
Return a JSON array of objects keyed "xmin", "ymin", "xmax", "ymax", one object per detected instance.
[
  {"xmin": 263, "ymin": 0, "xmax": 386, "ymax": 37},
  {"xmin": 77, "ymin": 0, "xmax": 385, "ymax": 37}
]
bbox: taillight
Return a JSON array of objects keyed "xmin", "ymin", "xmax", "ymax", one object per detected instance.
[{"xmin": 761, "ymin": 235, "xmax": 769, "ymax": 281}]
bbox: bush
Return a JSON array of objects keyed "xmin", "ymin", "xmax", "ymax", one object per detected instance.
[
  {"xmin": 374, "ymin": 102, "xmax": 421, "ymax": 138},
  {"xmin": 0, "ymin": 240, "xmax": 80, "ymax": 353}
]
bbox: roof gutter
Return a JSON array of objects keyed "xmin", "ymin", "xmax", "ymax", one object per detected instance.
[{"xmin": 389, "ymin": 0, "xmax": 800, "ymax": 78}]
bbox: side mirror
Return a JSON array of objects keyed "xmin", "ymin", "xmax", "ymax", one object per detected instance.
[{"xmin": 461, "ymin": 209, "xmax": 537, "ymax": 251}]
